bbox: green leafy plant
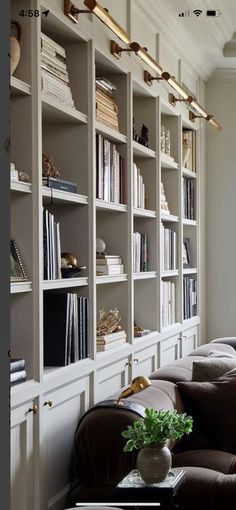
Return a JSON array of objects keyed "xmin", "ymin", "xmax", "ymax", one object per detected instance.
[{"xmin": 122, "ymin": 408, "xmax": 193, "ymax": 452}]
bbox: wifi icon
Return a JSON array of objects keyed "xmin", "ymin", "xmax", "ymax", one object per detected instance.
[{"xmin": 193, "ymin": 9, "xmax": 203, "ymax": 16}]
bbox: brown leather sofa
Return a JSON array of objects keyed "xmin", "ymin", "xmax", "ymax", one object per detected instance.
[{"xmin": 66, "ymin": 340, "xmax": 236, "ymax": 510}]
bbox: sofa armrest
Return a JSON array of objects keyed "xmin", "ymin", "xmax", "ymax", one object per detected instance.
[{"xmin": 211, "ymin": 337, "xmax": 236, "ymax": 351}]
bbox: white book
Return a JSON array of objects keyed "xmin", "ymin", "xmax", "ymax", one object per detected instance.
[
  {"xmin": 96, "ymin": 264, "xmax": 124, "ymax": 275},
  {"xmin": 56, "ymin": 222, "xmax": 62, "ymax": 279},
  {"xmin": 97, "ymin": 338, "xmax": 126, "ymax": 351},
  {"xmin": 97, "ymin": 331, "xmax": 127, "ymax": 343},
  {"xmin": 41, "ymin": 32, "xmax": 66, "ymax": 58},
  {"xmin": 96, "ymin": 257, "xmax": 121, "ymax": 265}
]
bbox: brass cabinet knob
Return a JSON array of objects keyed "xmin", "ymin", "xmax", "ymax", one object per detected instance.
[
  {"xmin": 125, "ymin": 361, "xmax": 132, "ymax": 367},
  {"xmin": 182, "ymin": 335, "xmax": 187, "ymax": 340},
  {"xmin": 133, "ymin": 358, "xmax": 139, "ymax": 364},
  {"xmin": 28, "ymin": 405, "xmax": 38, "ymax": 414},
  {"xmin": 44, "ymin": 400, "xmax": 53, "ymax": 407}
]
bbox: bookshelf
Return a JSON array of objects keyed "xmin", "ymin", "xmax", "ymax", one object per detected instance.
[{"xmin": 10, "ymin": 2, "xmax": 201, "ymax": 509}]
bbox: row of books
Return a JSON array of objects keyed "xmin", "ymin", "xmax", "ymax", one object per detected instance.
[
  {"xmin": 44, "ymin": 293, "xmax": 88, "ymax": 366},
  {"xmin": 133, "ymin": 232, "xmax": 149, "ymax": 272},
  {"xmin": 96, "ymin": 329, "xmax": 127, "ymax": 352},
  {"xmin": 96, "ymin": 254, "xmax": 124, "ymax": 276},
  {"xmin": 161, "ymin": 225, "xmax": 177, "ymax": 271},
  {"xmin": 43, "ymin": 209, "xmax": 62, "ymax": 280},
  {"xmin": 161, "ymin": 281, "xmax": 176, "ymax": 327},
  {"xmin": 183, "ymin": 276, "xmax": 197, "ymax": 319},
  {"xmin": 182, "ymin": 178, "xmax": 196, "ymax": 220},
  {"xmin": 133, "ymin": 163, "xmax": 146, "ymax": 209},
  {"xmin": 10, "ymin": 358, "xmax": 26, "ymax": 386},
  {"xmin": 182, "ymin": 129, "xmax": 196, "ymax": 172},
  {"xmin": 41, "ymin": 32, "xmax": 75, "ymax": 109},
  {"xmin": 96, "ymin": 134, "xmax": 126, "ymax": 204},
  {"xmin": 96, "ymin": 77, "xmax": 119, "ymax": 131}
]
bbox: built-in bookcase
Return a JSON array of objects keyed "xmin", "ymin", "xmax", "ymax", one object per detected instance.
[{"xmin": 10, "ymin": 3, "xmax": 201, "ymax": 508}]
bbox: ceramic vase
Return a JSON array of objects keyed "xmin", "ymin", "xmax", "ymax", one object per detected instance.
[
  {"xmin": 10, "ymin": 21, "xmax": 22, "ymax": 76},
  {"xmin": 137, "ymin": 444, "xmax": 172, "ymax": 483}
]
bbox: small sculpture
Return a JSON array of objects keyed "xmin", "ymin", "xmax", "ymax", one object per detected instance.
[
  {"xmin": 96, "ymin": 238, "xmax": 106, "ymax": 254},
  {"xmin": 133, "ymin": 117, "xmax": 138, "ymax": 142},
  {"xmin": 138, "ymin": 124, "xmax": 149, "ymax": 147},
  {"xmin": 61, "ymin": 252, "xmax": 77, "ymax": 268},
  {"xmin": 18, "ymin": 171, "xmax": 30, "ymax": 183},
  {"xmin": 42, "ymin": 153, "xmax": 60, "ymax": 179},
  {"xmin": 97, "ymin": 308, "xmax": 122, "ymax": 336}
]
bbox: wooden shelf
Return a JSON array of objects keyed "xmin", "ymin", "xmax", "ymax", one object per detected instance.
[
  {"xmin": 182, "ymin": 167, "xmax": 197, "ymax": 179},
  {"xmin": 11, "ymin": 282, "xmax": 32, "ymax": 294},
  {"xmin": 42, "ymin": 94, "xmax": 88, "ymax": 124},
  {"xmin": 182, "ymin": 218, "xmax": 197, "ymax": 226},
  {"xmin": 133, "ymin": 207, "xmax": 156, "ymax": 218},
  {"xmin": 96, "ymin": 199, "xmax": 127, "ymax": 213},
  {"xmin": 161, "ymin": 212, "xmax": 179, "ymax": 223},
  {"xmin": 42, "ymin": 187, "xmax": 88, "ymax": 205},
  {"xmin": 95, "ymin": 121, "xmax": 127, "ymax": 144},
  {"xmin": 43, "ymin": 277, "xmax": 88, "ymax": 290},
  {"xmin": 11, "ymin": 180, "xmax": 32, "ymax": 194},
  {"xmin": 11, "ymin": 77, "xmax": 31, "ymax": 96},
  {"xmin": 96, "ymin": 274, "xmax": 128, "ymax": 284},
  {"xmin": 161, "ymin": 270, "xmax": 179, "ymax": 278},
  {"xmin": 161, "ymin": 153, "xmax": 179, "ymax": 169},
  {"xmin": 133, "ymin": 271, "xmax": 157, "ymax": 280},
  {"xmin": 133, "ymin": 141, "xmax": 156, "ymax": 159}
]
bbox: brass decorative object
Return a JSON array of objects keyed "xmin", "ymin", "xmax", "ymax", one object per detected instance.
[
  {"xmin": 96, "ymin": 308, "xmax": 122, "ymax": 336},
  {"xmin": 116, "ymin": 376, "xmax": 151, "ymax": 405}
]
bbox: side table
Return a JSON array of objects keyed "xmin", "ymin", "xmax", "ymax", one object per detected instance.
[{"xmin": 115, "ymin": 468, "xmax": 186, "ymax": 509}]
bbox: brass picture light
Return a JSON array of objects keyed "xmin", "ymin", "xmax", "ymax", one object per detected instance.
[{"xmin": 116, "ymin": 376, "xmax": 151, "ymax": 405}]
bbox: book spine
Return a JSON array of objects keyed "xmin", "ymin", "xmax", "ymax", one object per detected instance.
[
  {"xmin": 41, "ymin": 33, "xmax": 66, "ymax": 58},
  {"xmin": 41, "ymin": 49, "xmax": 67, "ymax": 71},
  {"xmin": 10, "ymin": 370, "xmax": 27, "ymax": 385},
  {"xmin": 10, "ymin": 359, "xmax": 26, "ymax": 373}
]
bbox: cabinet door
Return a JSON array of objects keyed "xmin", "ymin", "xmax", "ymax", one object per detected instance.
[
  {"xmin": 160, "ymin": 335, "xmax": 179, "ymax": 366},
  {"xmin": 95, "ymin": 357, "xmax": 130, "ymax": 403},
  {"xmin": 181, "ymin": 326, "xmax": 198, "ymax": 357},
  {"xmin": 42, "ymin": 377, "xmax": 90, "ymax": 510},
  {"xmin": 11, "ymin": 401, "xmax": 36, "ymax": 510},
  {"xmin": 132, "ymin": 344, "xmax": 157, "ymax": 378}
]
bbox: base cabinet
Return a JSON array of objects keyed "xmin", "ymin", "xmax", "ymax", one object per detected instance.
[
  {"xmin": 11, "ymin": 401, "xmax": 37, "ymax": 510},
  {"xmin": 160, "ymin": 334, "xmax": 179, "ymax": 366},
  {"xmin": 42, "ymin": 377, "xmax": 90, "ymax": 510},
  {"xmin": 132, "ymin": 344, "xmax": 157, "ymax": 378},
  {"xmin": 180, "ymin": 326, "xmax": 198, "ymax": 357},
  {"xmin": 95, "ymin": 356, "xmax": 130, "ymax": 403}
]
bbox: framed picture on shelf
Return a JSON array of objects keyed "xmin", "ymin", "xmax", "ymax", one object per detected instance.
[
  {"xmin": 10, "ymin": 240, "xmax": 27, "ymax": 282},
  {"xmin": 183, "ymin": 238, "xmax": 192, "ymax": 268}
]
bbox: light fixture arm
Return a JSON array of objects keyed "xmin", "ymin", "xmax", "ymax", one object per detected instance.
[
  {"xmin": 64, "ymin": 0, "xmax": 93, "ymax": 23},
  {"xmin": 189, "ymin": 111, "xmax": 213, "ymax": 122},
  {"xmin": 111, "ymin": 41, "xmax": 141, "ymax": 59},
  {"xmin": 170, "ymin": 93, "xmax": 195, "ymax": 106},
  {"xmin": 144, "ymin": 70, "xmax": 171, "ymax": 86}
]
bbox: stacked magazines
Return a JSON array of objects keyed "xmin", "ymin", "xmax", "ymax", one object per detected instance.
[
  {"xmin": 96, "ymin": 77, "xmax": 119, "ymax": 131},
  {"xmin": 96, "ymin": 253, "xmax": 124, "ymax": 276},
  {"xmin": 97, "ymin": 330, "xmax": 127, "ymax": 352},
  {"xmin": 41, "ymin": 32, "xmax": 75, "ymax": 109},
  {"xmin": 10, "ymin": 358, "xmax": 26, "ymax": 386}
]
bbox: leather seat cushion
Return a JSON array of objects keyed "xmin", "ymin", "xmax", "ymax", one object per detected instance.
[{"xmin": 172, "ymin": 449, "xmax": 236, "ymax": 474}]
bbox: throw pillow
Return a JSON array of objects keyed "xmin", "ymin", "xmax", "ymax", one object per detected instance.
[
  {"xmin": 177, "ymin": 368, "xmax": 236, "ymax": 454},
  {"xmin": 192, "ymin": 357, "xmax": 236, "ymax": 382}
]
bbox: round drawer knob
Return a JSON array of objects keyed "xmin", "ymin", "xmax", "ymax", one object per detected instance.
[
  {"xmin": 44, "ymin": 400, "xmax": 53, "ymax": 407},
  {"xmin": 28, "ymin": 405, "xmax": 38, "ymax": 414},
  {"xmin": 133, "ymin": 358, "xmax": 139, "ymax": 364}
]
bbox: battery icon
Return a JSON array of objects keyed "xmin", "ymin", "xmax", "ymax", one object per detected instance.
[{"xmin": 206, "ymin": 9, "xmax": 221, "ymax": 16}]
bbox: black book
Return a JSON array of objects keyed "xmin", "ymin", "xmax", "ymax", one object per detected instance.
[
  {"xmin": 44, "ymin": 293, "xmax": 70, "ymax": 366},
  {"xmin": 10, "ymin": 358, "xmax": 25, "ymax": 373}
]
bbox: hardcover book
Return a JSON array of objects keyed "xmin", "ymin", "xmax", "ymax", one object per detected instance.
[{"xmin": 42, "ymin": 177, "xmax": 77, "ymax": 194}]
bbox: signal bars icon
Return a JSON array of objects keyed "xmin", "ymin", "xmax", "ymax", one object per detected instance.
[{"xmin": 178, "ymin": 10, "xmax": 190, "ymax": 17}]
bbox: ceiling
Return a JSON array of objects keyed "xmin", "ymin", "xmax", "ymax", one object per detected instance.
[{"xmin": 136, "ymin": 0, "xmax": 236, "ymax": 79}]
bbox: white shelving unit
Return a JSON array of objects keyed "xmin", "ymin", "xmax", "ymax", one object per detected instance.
[{"xmin": 10, "ymin": 2, "xmax": 201, "ymax": 509}]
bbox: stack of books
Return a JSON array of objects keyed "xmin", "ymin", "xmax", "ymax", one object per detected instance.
[
  {"xmin": 133, "ymin": 163, "xmax": 146, "ymax": 209},
  {"xmin": 41, "ymin": 32, "xmax": 75, "ymax": 109},
  {"xmin": 161, "ymin": 224, "xmax": 177, "ymax": 271},
  {"xmin": 182, "ymin": 130, "xmax": 196, "ymax": 172},
  {"xmin": 161, "ymin": 280, "xmax": 176, "ymax": 327},
  {"xmin": 183, "ymin": 276, "xmax": 197, "ymax": 319},
  {"xmin": 43, "ymin": 209, "xmax": 62, "ymax": 280},
  {"xmin": 133, "ymin": 233, "xmax": 149, "ymax": 272},
  {"xmin": 96, "ymin": 77, "xmax": 119, "ymax": 131},
  {"xmin": 97, "ymin": 330, "xmax": 127, "ymax": 352},
  {"xmin": 160, "ymin": 182, "xmax": 170, "ymax": 214},
  {"xmin": 161, "ymin": 125, "xmax": 171, "ymax": 156},
  {"xmin": 10, "ymin": 358, "xmax": 26, "ymax": 386},
  {"xmin": 44, "ymin": 293, "xmax": 88, "ymax": 366},
  {"xmin": 96, "ymin": 134, "xmax": 126, "ymax": 204},
  {"xmin": 182, "ymin": 178, "xmax": 196, "ymax": 220},
  {"xmin": 96, "ymin": 254, "xmax": 124, "ymax": 276}
]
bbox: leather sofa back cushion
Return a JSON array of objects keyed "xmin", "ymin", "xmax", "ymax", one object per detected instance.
[
  {"xmin": 177, "ymin": 369, "xmax": 236, "ymax": 454},
  {"xmin": 192, "ymin": 358, "xmax": 236, "ymax": 382}
]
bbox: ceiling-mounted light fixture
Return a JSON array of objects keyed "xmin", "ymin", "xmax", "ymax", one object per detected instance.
[
  {"xmin": 189, "ymin": 111, "xmax": 222, "ymax": 131},
  {"xmin": 84, "ymin": 0, "xmax": 130, "ymax": 44}
]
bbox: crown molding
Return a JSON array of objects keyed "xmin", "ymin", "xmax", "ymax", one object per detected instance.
[{"xmin": 208, "ymin": 68, "xmax": 236, "ymax": 82}]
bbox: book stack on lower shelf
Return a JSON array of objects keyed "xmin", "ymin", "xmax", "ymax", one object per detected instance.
[
  {"xmin": 133, "ymin": 233, "xmax": 149, "ymax": 272},
  {"xmin": 44, "ymin": 293, "xmax": 88, "ymax": 366},
  {"xmin": 96, "ymin": 254, "xmax": 124, "ymax": 276},
  {"xmin": 97, "ymin": 330, "xmax": 127, "ymax": 352},
  {"xmin": 161, "ymin": 225, "xmax": 177, "ymax": 271},
  {"xmin": 161, "ymin": 281, "xmax": 176, "ymax": 327},
  {"xmin": 183, "ymin": 276, "xmax": 197, "ymax": 319},
  {"xmin": 95, "ymin": 77, "xmax": 119, "ymax": 131},
  {"xmin": 43, "ymin": 209, "xmax": 62, "ymax": 280},
  {"xmin": 96, "ymin": 134, "xmax": 126, "ymax": 204},
  {"xmin": 41, "ymin": 32, "xmax": 75, "ymax": 109},
  {"xmin": 160, "ymin": 182, "xmax": 170, "ymax": 214},
  {"xmin": 10, "ymin": 358, "xmax": 26, "ymax": 386},
  {"xmin": 133, "ymin": 163, "xmax": 145, "ymax": 209}
]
